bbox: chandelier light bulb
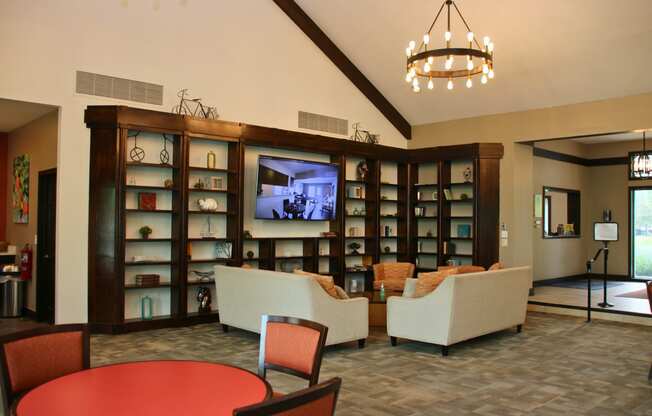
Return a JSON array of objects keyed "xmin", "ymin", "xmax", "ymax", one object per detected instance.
[
  {"xmin": 413, "ymin": 84, "xmax": 421, "ymax": 93},
  {"xmin": 466, "ymin": 78, "xmax": 473, "ymax": 88},
  {"xmin": 488, "ymin": 68, "xmax": 495, "ymax": 79},
  {"xmin": 428, "ymin": 78, "xmax": 434, "ymax": 90},
  {"xmin": 447, "ymin": 78, "xmax": 454, "ymax": 90},
  {"xmin": 482, "ymin": 63, "xmax": 489, "ymax": 74},
  {"xmin": 409, "ymin": 67, "xmax": 416, "ymax": 77},
  {"xmin": 445, "ymin": 31, "xmax": 452, "ymax": 42},
  {"xmin": 427, "ymin": 56, "xmax": 434, "ymax": 65},
  {"xmin": 423, "ymin": 33, "xmax": 430, "ymax": 45},
  {"xmin": 445, "ymin": 56, "xmax": 453, "ymax": 70},
  {"xmin": 405, "ymin": 72, "xmax": 412, "ymax": 83},
  {"xmin": 466, "ymin": 59, "xmax": 473, "ymax": 71},
  {"xmin": 488, "ymin": 42, "xmax": 494, "ymax": 53},
  {"xmin": 412, "ymin": 77, "xmax": 419, "ymax": 88},
  {"xmin": 467, "ymin": 32, "xmax": 474, "ymax": 42},
  {"xmin": 481, "ymin": 74, "xmax": 488, "ymax": 84},
  {"xmin": 409, "ymin": 40, "xmax": 416, "ymax": 50},
  {"xmin": 424, "ymin": 62, "xmax": 431, "ymax": 72},
  {"xmin": 483, "ymin": 36, "xmax": 491, "ymax": 47},
  {"xmin": 405, "ymin": 47, "xmax": 411, "ymax": 57}
]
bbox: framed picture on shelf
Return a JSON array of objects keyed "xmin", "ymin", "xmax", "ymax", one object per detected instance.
[
  {"xmin": 209, "ymin": 176, "xmax": 223, "ymax": 190},
  {"xmin": 457, "ymin": 224, "xmax": 471, "ymax": 238},
  {"xmin": 138, "ymin": 192, "xmax": 157, "ymax": 211}
]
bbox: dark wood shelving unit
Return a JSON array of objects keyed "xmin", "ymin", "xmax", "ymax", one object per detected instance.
[{"xmin": 87, "ymin": 106, "xmax": 502, "ymax": 333}]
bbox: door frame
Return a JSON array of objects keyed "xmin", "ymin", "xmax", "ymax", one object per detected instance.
[
  {"xmin": 628, "ymin": 185, "xmax": 652, "ymax": 279},
  {"xmin": 36, "ymin": 168, "xmax": 56, "ymax": 323}
]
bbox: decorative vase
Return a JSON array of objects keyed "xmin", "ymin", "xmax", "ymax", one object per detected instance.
[
  {"xmin": 247, "ymin": 250, "xmax": 254, "ymax": 259},
  {"xmin": 140, "ymin": 295, "xmax": 153, "ymax": 320},
  {"xmin": 207, "ymin": 151, "xmax": 216, "ymax": 169}
]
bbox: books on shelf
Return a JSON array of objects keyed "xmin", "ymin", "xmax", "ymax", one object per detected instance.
[{"xmin": 135, "ymin": 274, "xmax": 160, "ymax": 287}]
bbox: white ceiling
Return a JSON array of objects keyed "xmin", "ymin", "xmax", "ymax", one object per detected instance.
[
  {"xmin": 297, "ymin": 0, "xmax": 652, "ymax": 126},
  {"xmin": 0, "ymin": 98, "xmax": 57, "ymax": 133}
]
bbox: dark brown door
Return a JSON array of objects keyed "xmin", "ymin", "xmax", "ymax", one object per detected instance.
[{"xmin": 36, "ymin": 168, "xmax": 56, "ymax": 323}]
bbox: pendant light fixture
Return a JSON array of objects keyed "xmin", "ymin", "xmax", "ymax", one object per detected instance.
[
  {"xmin": 631, "ymin": 131, "xmax": 652, "ymax": 179},
  {"xmin": 404, "ymin": 0, "xmax": 494, "ymax": 92}
]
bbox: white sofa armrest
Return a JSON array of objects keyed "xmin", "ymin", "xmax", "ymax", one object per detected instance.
[{"xmin": 312, "ymin": 293, "xmax": 368, "ymax": 346}]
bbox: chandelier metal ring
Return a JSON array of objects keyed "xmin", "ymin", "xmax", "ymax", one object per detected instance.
[
  {"xmin": 403, "ymin": 0, "xmax": 494, "ymax": 91},
  {"xmin": 407, "ymin": 48, "xmax": 493, "ymax": 79}
]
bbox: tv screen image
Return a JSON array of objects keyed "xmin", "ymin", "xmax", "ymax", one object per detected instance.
[{"xmin": 255, "ymin": 156, "xmax": 338, "ymax": 221}]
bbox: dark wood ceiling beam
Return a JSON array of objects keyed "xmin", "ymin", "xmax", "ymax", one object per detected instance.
[{"xmin": 272, "ymin": 0, "xmax": 412, "ymax": 140}]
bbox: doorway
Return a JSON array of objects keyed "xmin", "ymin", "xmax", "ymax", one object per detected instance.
[
  {"xmin": 629, "ymin": 186, "xmax": 652, "ymax": 279},
  {"xmin": 36, "ymin": 168, "xmax": 56, "ymax": 323}
]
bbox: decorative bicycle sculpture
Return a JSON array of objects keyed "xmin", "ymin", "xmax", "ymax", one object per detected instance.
[
  {"xmin": 172, "ymin": 89, "xmax": 219, "ymax": 120},
  {"xmin": 350, "ymin": 122, "xmax": 380, "ymax": 145}
]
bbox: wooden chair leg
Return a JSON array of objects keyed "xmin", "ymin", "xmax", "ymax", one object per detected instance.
[
  {"xmin": 221, "ymin": 324, "xmax": 229, "ymax": 333},
  {"xmin": 441, "ymin": 346, "xmax": 449, "ymax": 357},
  {"xmin": 358, "ymin": 339, "xmax": 366, "ymax": 349},
  {"xmin": 517, "ymin": 324, "xmax": 523, "ymax": 333},
  {"xmin": 390, "ymin": 336, "xmax": 397, "ymax": 346}
]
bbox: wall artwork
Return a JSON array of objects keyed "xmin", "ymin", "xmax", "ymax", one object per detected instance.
[{"xmin": 12, "ymin": 155, "xmax": 29, "ymax": 224}]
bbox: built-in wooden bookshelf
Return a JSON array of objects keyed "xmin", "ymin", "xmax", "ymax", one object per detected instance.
[{"xmin": 86, "ymin": 106, "xmax": 502, "ymax": 333}]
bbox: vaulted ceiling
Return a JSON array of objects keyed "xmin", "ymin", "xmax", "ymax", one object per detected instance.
[{"xmin": 297, "ymin": 0, "xmax": 652, "ymax": 126}]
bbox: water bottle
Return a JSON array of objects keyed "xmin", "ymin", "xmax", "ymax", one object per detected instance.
[{"xmin": 141, "ymin": 295, "xmax": 153, "ymax": 320}]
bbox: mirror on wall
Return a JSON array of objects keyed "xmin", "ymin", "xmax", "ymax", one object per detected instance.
[{"xmin": 542, "ymin": 187, "xmax": 581, "ymax": 238}]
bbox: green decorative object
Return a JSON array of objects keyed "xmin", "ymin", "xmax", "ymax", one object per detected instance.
[
  {"xmin": 140, "ymin": 295, "xmax": 153, "ymax": 320},
  {"xmin": 139, "ymin": 226, "xmax": 153, "ymax": 239}
]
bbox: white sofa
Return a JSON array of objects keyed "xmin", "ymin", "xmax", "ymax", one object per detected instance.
[
  {"xmin": 214, "ymin": 265, "xmax": 369, "ymax": 347},
  {"xmin": 387, "ymin": 266, "xmax": 531, "ymax": 355}
]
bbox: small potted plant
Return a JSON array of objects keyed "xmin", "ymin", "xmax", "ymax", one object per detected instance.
[
  {"xmin": 348, "ymin": 241, "xmax": 361, "ymax": 255},
  {"xmin": 139, "ymin": 226, "xmax": 153, "ymax": 240}
]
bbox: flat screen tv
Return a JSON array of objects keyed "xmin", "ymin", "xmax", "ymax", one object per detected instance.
[{"xmin": 255, "ymin": 155, "xmax": 338, "ymax": 221}]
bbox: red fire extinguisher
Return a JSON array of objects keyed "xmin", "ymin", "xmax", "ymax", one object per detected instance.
[{"xmin": 20, "ymin": 244, "xmax": 33, "ymax": 280}]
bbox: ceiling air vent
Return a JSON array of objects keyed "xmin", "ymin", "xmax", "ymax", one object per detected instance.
[
  {"xmin": 298, "ymin": 111, "xmax": 348, "ymax": 136},
  {"xmin": 76, "ymin": 71, "xmax": 163, "ymax": 105}
]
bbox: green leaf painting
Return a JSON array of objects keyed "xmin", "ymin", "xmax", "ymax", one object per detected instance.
[{"xmin": 12, "ymin": 155, "xmax": 29, "ymax": 224}]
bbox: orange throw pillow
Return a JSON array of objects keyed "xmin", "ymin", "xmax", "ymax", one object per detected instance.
[
  {"xmin": 488, "ymin": 262, "xmax": 503, "ymax": 271},
  {"xmin": 414, "ymin": 269, "xmax": 458, "ymax": 298},
  {"xmin": 455, "ymin": 265, "xmax": 486, "ymax": 274},
  {"xmin": 293, "ymin": 270, "xmax": 339, "ymax": 299}
]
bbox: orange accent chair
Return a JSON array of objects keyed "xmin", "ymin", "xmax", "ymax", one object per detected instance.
[
  {"xmin": 372, "ymin": 263, "xmax": 415, "ymax": 291},
  {"xmin": 0, "ymin": 324, "xmax": 89, "ymax": 412},
  {"xmin": 258, "ymin": 315, "xmax": 328, "ymax": 397},
  {"xmin": 233, "ymin": 377, "xmax": 341, "ymax": 416}
]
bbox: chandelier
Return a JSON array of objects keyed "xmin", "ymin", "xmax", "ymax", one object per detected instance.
[
  {"xmin": 631, "ymin": 131, "xmax": 652, "ymax": 179},
  {"xmin": 404, "ymin": 0, "xmax": 494, "ymax": 92}
]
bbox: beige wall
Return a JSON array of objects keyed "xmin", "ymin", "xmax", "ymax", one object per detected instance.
[
  {"xmin": 533, "ymin": 156, "xmax": 590, "ymax": 280},
  {"xmin": 6, "ymin": 111, "xmax": 58, "ymax": 310},
  {"xmin": 412, "ymin": 92, "xmax": 652, "ymax": 278}
]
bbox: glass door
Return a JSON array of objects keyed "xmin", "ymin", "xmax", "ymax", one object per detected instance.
[{"xmin": 630, "ymin": 187, "xmax": 652, "ymax": 279}]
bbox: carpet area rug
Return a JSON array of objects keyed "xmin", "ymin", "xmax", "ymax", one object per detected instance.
[
  {"xmin": 91, "ymin": 312, "xmax": 652, "ymax": 415},
  {"xmin": 616, "ymin": 288, "xmax": 650, "ymax": 300}
]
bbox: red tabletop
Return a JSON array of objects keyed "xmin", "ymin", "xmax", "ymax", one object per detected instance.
[{"xmin": 15, "ymin": 360, "xmax": 271, "ymax": 416}]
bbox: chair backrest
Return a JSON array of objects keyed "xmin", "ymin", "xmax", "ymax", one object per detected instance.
[
  {"xmin": 647, "ymin": 281, "xmax": 652, "ymax": 313},
  {"xmin": 0, "ymin": 324, "xmax": 89, "ymax": 407},
  {"xmin": 233, "ymin": 377, "xmax": 341, "ymax": 416},
  {"xmin": 258, "ymin": 315, "xmax": 328, "ymax": 386},
  {"xmin": 373, "ymin": 262, "xmax": 415, "ymax": 281}
]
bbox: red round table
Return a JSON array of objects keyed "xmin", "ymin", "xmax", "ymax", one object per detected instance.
[{"xmin": 14, "ymin": 360, "xmax": 272, "ymax": 416}]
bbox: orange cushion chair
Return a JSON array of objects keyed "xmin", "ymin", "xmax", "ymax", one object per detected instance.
[
  {"xmin": 373, "ymin": 263, "xmax": 415, "ymax": 291},
  {"xmin": 234, "ymin": 377, "xmax": 341, "ymax": 416},
  {"xmin": 258, "ymin": 315, "xmax": 328, "ymax": 397},
  {"xmin": 0, "ymin": 324, "xmax": 89, "ymax": 411}
]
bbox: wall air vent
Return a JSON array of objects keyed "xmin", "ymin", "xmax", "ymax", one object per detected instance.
[
  {"xmin": 76, "ymin": 71, "xmax": 163, "ymax": 105},
  {"xmin": 298, "ymin": 111, "xmax": 348, "ymax": 136}
]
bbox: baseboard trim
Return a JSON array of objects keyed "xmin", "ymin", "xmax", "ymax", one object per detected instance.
[
  {"xmin": 533, "ymin": 273, "xmax": 632, "ymax": 287},
  {"xmin": 21, "ymin": 308, "xmax": 37, "ymax": 320}
]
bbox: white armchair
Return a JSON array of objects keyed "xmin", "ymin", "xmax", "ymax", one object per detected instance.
[{"xmin": 387, "ymin": 266, "xmax": 531, "ymax": 355}]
